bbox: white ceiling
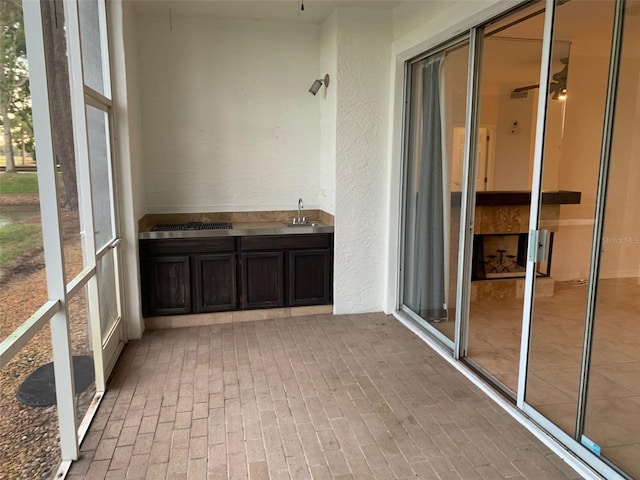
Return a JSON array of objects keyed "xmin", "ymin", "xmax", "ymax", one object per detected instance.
[{"xmin": 130, "ymin": 0, "xmax": 401, "ymax": 24}]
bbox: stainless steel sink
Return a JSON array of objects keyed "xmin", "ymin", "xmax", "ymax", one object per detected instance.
[{"xmin": 287, "ymin": 221, "xmax": 320, "ymax": 227}]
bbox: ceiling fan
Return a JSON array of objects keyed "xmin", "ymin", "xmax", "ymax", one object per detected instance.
[{"xmin": 513, "ymin": 57, "xmax": 569, "ymax": 100}]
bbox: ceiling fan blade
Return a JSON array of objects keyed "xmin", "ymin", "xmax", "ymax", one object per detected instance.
[{"xmin": 513, "ymin": 84, "xmax": 540, "ymax": 93}]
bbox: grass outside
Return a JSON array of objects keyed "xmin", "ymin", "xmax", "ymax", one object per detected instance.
[
  {"xmin": 0, "ymin": 154, "xmax": 36, "ymax": 168},
  {"xmin": 0, "ymin": 172, "xmax": 39, "ymax": 194},
  {"xmin": 1, "ymin": 172, "xmax": 42, "ymax": 270},
  {"xmin": 0, "ymin": 224, "xmax": 43, "ymax": 270}
]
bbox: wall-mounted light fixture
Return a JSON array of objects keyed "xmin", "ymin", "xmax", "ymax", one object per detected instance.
[{"xmin": 309, "ymin": 74, "xmax": 330, "ymax": 95}]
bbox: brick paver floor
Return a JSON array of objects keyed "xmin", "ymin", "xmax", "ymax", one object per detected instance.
[{"xmin": 67, "ymin": 313, "xmax": 582, "ymax": 479}]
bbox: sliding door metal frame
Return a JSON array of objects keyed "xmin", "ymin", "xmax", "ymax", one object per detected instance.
[
  {"xmin": 398, "ymin": 33, "xmax": 471, "ymax": 354},
  {"xmin": 453, "ymin": 27, "xmax": 484, "ymax": 360},
  {"xmin": 517, "ymin": 0, "xmax": 557, "ymax": 409},
  {"xmin": 397, "ymin": 57, "xmax": 414, "ymax": 315},
  {"xmin": 575, "ymin": 0, "xmax": 626, "ymax": 442},
  {"xmin": 522, "ymin": 406, "xmax": 627, "ymax": 480}
]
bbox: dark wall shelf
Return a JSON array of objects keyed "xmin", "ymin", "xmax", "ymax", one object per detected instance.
[{"xmin": 451, "ymin": 190, "xmax": 581, "ymax": 207}]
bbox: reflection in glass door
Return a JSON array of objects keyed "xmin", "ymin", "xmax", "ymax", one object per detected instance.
[
  {"xmin": 522, "ymin": 0, "xmax": 639, "ymax": 478},
  {"xmin": 401, "ymin": 39, "xmax": 470, "ymax": 346},
  {"xmin": 524, "ymin": 0, "xmax": 616, "ymax": 435},
  {"xmin": 465, "ymin": 4, "xmax": 546, "ymax": 394},
  {"xmin": 582, "ymin": 1, "xmax": 640, "ymax": 476}
]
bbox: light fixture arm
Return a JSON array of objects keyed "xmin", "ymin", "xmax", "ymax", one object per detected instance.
[{"xmin": 308, "ymin": 74, "xmax": 331, "ymax": 95}]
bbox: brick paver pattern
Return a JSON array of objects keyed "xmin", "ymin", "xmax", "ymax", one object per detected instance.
[{"xmin": 68, "ymin": 313, "xmax": 582, "ymax": 479}]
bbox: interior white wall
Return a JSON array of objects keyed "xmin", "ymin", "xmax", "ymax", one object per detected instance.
[
  {"xmin": 600, "ymin": 55, "xmax": 640, "ymax": 279},
  {"xmin": 136, "ymin": 14, "xmax": 322, "ymax": 213},
  {"xmin": 492, "ymin": 86, "xmax": 535, "ymax": 190},
  {"xmin": 333, "ymin": 7, "xmax": 392, "ymax": 314},
  {"xmin": 109, "ymin": 0, "xmax": 146, "ymax": 339},
  {"xmin": 551, "ymin": 20, "xmax": 614, "ymax": 281},
  {"xmin": 319, "ymin": 11, "xmax": 337, "ymax": 216}
]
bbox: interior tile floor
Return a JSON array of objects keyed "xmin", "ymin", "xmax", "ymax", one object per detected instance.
[
  {"xmin": 465, "ymin": 277, "xmax": 640, "ymax": 479},
  {"xmin": 68, "ymin": 313, "xmax": 581, "ymax": 480}
]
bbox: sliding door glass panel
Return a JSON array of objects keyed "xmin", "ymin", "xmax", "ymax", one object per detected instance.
[
  {"xmin": 466, "ymin": 6, "xmax": 545, "ymax": 394},
  {"xmin": 582, "ymin": 3, "xmax": 640, "ymax": 476},
  {"xmin": 525, "ymin": 0, "xmax": 615, "ymax": 436},
  {"xmin": 86, "ymin": 105, "xmax": 114, "ymax": 250},
  {"xmin": 402, "ymin": 40, "xmax": 469, "ymax": 343}
]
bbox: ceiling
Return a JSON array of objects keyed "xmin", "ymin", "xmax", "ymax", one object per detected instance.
[{"xmin": 130, "ymin": 0, "xmax": 402, "ymax": 24}]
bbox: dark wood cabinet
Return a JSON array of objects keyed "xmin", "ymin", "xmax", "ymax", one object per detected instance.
[
  {"xmin": 241, "ymin": 252, "xmax": 284, "ymax": 309},
  {"xmin": 140, "ymin": 233, "xmax": 333, "ymax": 317},
  {"xmin": 144, "ymin": 255, "xmax": 191, "ymax": 316},
  {"xmin": 288, "ymin": 249, "xmax": 332, "ymax": 306},
  {"xmin": 194, "ymin": 254, "xmax": 237, "ymax": 312}
]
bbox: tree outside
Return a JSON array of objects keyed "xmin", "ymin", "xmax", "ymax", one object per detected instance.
[
  {"xmin": 0, "ymin": 0, "xmax": 31, "ymax": 173},
  {"xmin": 1, "ymin": 0, "xmax": 77, "ymax": 210}
]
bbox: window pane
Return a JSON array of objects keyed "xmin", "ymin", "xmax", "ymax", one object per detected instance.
[
  {"xmin": 402, "ymin": 40, "xmax": 469, "ymax": 343},
  {"xmin": 525, "ymin": 0, "xmax": 615, "ymax": 436},
  {"xmin": 67, "ymin": 289, "xmax": 96, "ymax": 426},
  {"xmin": 583, "ymin": 2, "xmax": 640, "ymax": 476},
  {"xmin": 97, "ymin": 249, "xmax": 119, "ymax": 337},
  {"xmin": 467, "ymin": 4, "xmax": 546, "ymax": 395},
  {"xmin": 78, "ymin": 0, "xmax": 105, "ymax": 95},
  {"xmin": 86, "ymin": 105, "xmax": 115, "ymax": 250}
]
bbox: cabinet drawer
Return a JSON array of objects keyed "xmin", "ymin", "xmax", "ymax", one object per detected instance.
[
  {"xmin": 141, "ymin": 237, "xmax": 236, "ymax": 255},
  {"xmin": 240, "ymin": 234, "xmax": 332, "ymax": 251}
]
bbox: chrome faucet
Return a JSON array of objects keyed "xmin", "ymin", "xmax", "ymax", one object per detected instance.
[{"xmin": 294, "ymin": 198, "xmax": 306, "ymax": 224}]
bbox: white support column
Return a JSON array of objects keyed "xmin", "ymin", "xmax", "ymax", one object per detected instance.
[{"xmin": 22, "ymin": 0, "xmax": 79, "ymax": 460}]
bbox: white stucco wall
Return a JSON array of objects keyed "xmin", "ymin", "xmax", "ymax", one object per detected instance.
[
  {"xmin": 109, "ymin": 1, "xmax": 146, "ymax": 338},
  {"xmin": 136, "ymin": 14, "xmax": 322, "ymax": 213},
  {"xmin": 319, "ymin": 11, "xmax": 337, "ymax": 216},
  {"xmin": 333, "ymin": 7, "xmax": 392, "ymax": 313}
]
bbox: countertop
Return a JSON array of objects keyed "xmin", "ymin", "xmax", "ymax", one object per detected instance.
[{"xmin": 138, "ymin": 210, "xmax": 334, "ymax": 240}]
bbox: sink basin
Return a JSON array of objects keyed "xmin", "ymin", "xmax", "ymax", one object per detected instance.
[{"xmin": 287, "ymin": 221, "xmax": 320, "ymax": 227}]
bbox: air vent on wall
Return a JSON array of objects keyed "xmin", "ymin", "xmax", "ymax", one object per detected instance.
[{"xmin": 510, "ymin": 89, "xmax": 529, "ymax": 100}]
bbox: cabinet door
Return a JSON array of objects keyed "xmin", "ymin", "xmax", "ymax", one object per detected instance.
[
  {"xmin": 144, "ymin": 255, "xmax": 191, "ymax": 316},
  {"xmin": 288, "ymin": 249, "xmax": 332, "ymax": 306},
  {"xmin": 194, "ymin": 254, "xmax": 237, "ymax": 312},
  {"xmin": 241, "ymin": 252, "xmax": 284, "ymax": 309}
]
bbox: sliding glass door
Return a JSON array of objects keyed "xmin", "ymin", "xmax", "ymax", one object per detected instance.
[
  {"xmin": 581, "ymin": 4, "xmax": 640, "ymax": 475},
  {"xmin": 465, "ymin": 3, "xmax": 546, "ymax": 395},
  {"xmin": 401, "ymin": 39, "xmax": 470, "ymax": 347},
  {"xmin": 523, "ymin": 0, "xmax": 616, "ymax": 432},
  {"xmin": 400, "ymin": 1, "xmax": 639, "ymax": 478},
  {"xmin": 521, "ymin": 1, "xmax": 639, "ymax": 478}
]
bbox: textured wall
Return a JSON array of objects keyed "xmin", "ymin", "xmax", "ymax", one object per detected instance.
[
  {"xmin": 136, "ymin": 15, "xmax": 322, "ymax": 213},
  {"xmin": 319, "ymin": 11, "xmax": 337, "ymax": 216},
  {"xmin": 333, "ymin": 8, "xmax": 392, "ymax": 313},
  {"xmin": 109, "ymin": 0, "xmax": 146, "ymax": 338}
]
